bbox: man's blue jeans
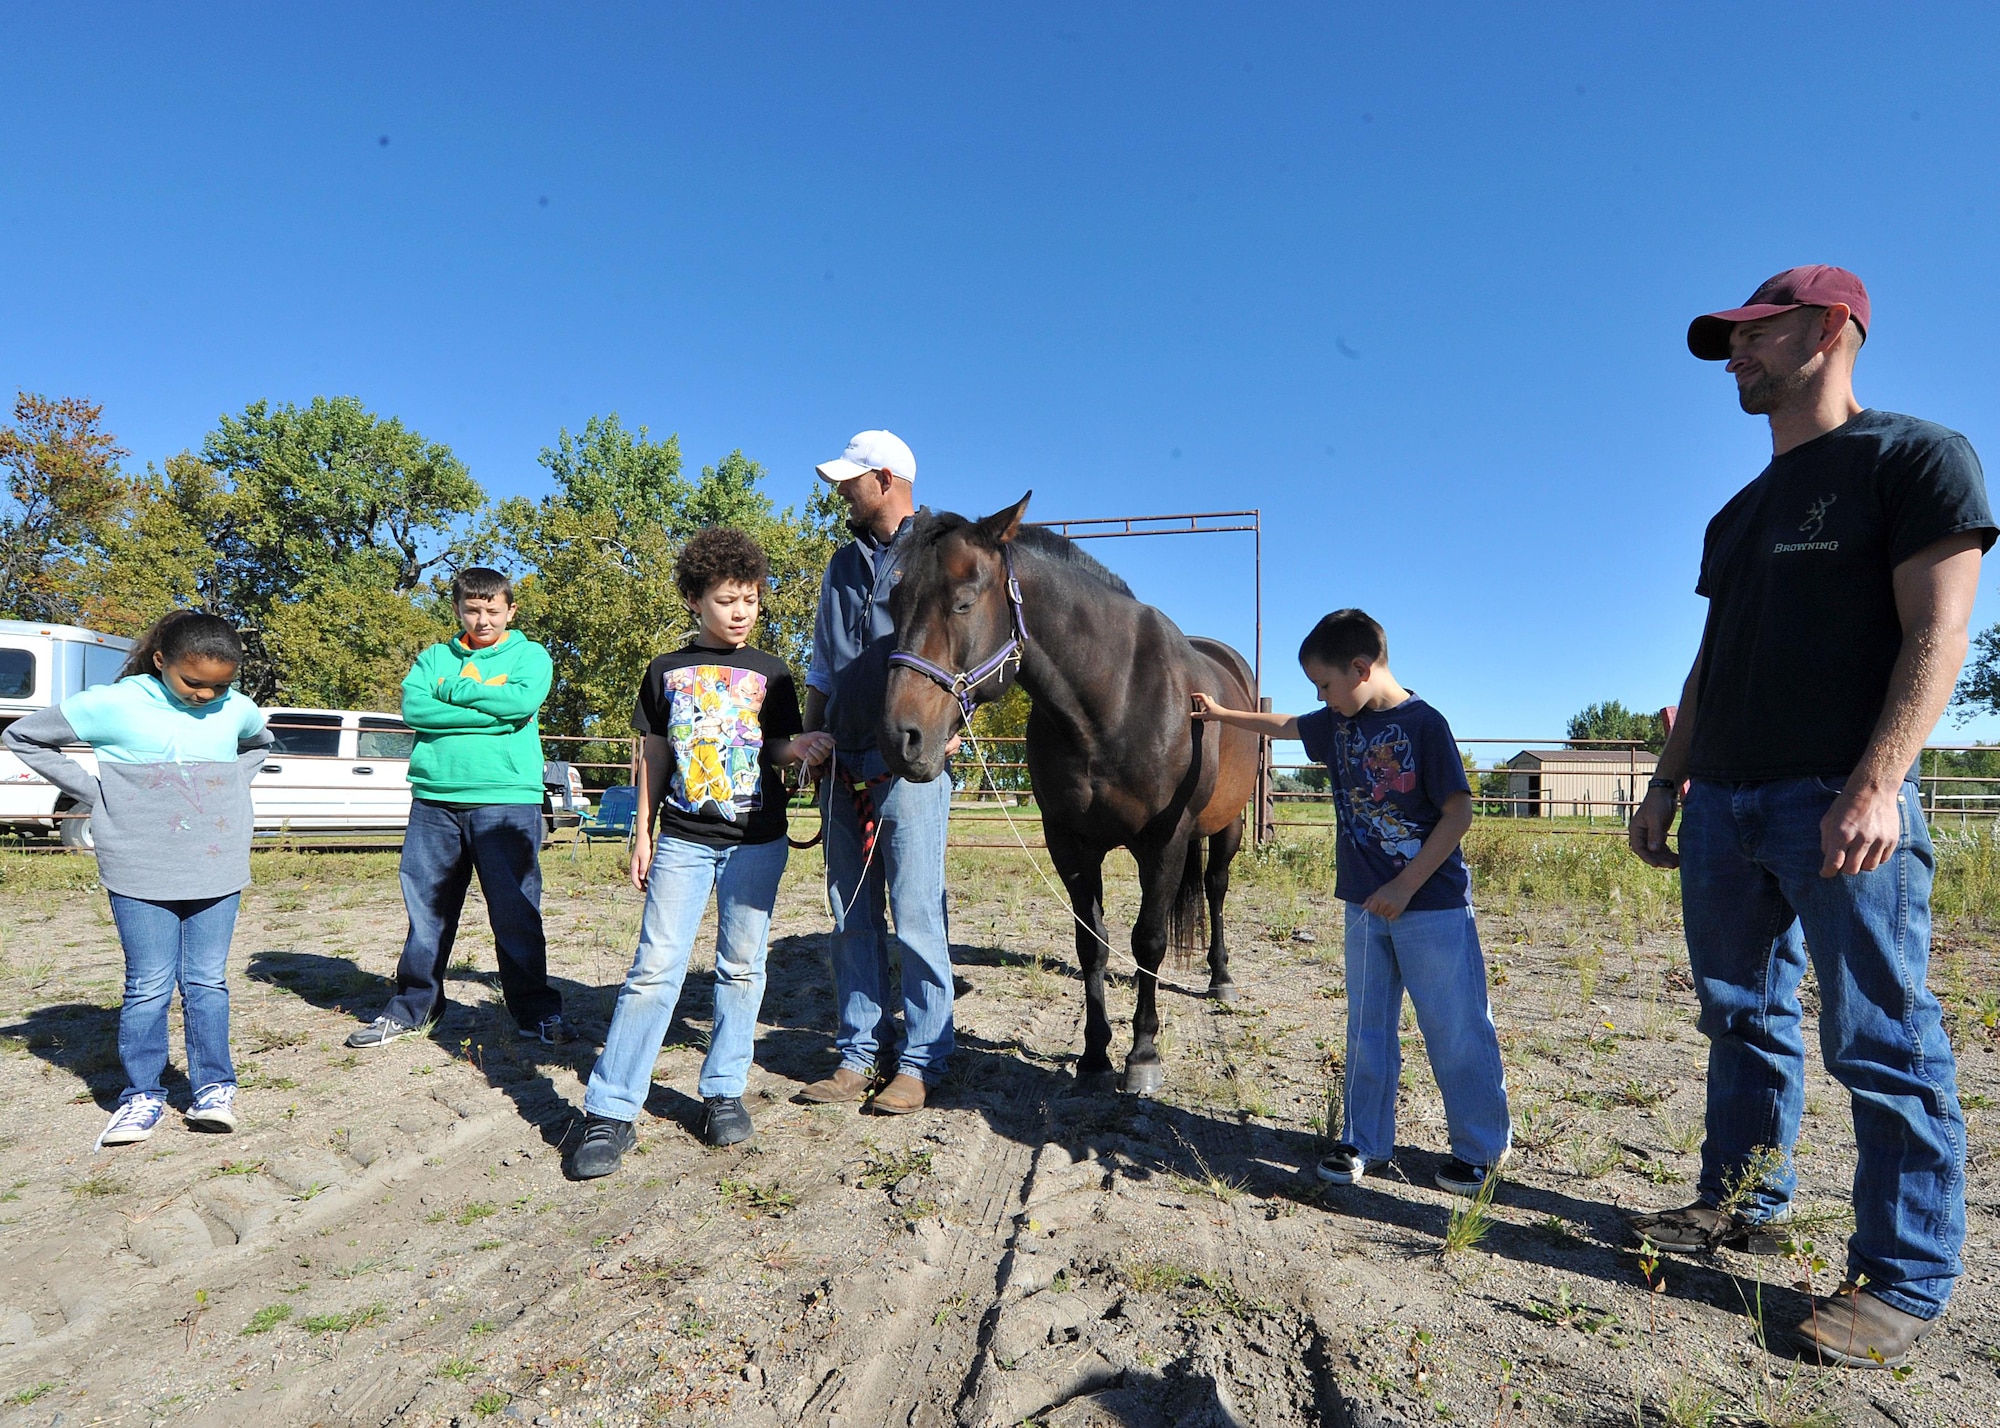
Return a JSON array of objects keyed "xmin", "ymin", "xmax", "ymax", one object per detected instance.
[
  {"xmin": 385, "ymin": 799, "xmax": 560, "ymax": 1031},
  {"xmin": 1342, "ymin": 903, "xmax": 1512, "ymax": 1166},
  {"xmin": 824, "ymin": 748, "xmax": 954, "ymax": 1083},
  {"xmin": 584, "ymin": 834, "xmax": 789, "ymax": 1120},
  {"xmin": 1680, "ymin": 776, "xmax": 1965, "ymax": 1319},
  {"xmin": 107, "ymin": 892, "xmax": 240, "ymax": 1103}
]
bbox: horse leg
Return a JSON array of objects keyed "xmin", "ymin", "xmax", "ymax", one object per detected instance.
[
  {"xmin": 1048, "ymin": 831, "xmax": 1116, "ymax": 1093},
  {"xmin": 1205, "ymin": 814, "xmax": 1245, "ymax": 1003},
  {"xmin": 1123, "ymin": 840, "xmax": 1186, "ymax": 1096}
]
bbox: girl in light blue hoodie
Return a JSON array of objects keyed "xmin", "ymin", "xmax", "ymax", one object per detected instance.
[{"xmin": 3, "ymin": 611, "xmax": 271, "ymax": 1149}]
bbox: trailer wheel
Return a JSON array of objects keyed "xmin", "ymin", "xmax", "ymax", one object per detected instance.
[{"xmin": 56, "ymin": 804, "xmax": 94, "ymax": 849}]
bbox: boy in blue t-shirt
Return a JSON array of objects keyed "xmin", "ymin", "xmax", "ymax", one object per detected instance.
[{"xmin": 1193, "ymin": 608, "xmax": 1511, "ymax": 1195}]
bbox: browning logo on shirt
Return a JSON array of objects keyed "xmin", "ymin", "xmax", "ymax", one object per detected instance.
[{"xmin": 1774, "ymin": 493, "xmax": 1840, "ymax": 554}]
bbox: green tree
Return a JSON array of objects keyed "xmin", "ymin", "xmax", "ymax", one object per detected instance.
[
  {"xmin": 261, "ymin": 570, "xmax": 455, "ymax": 712},
  {"xmin": 0, "ymin": 392, "xmax": 130, "ymax": 622},
  {"xmin": 192, "ymin": 396, "xmax": 483, "ymax": 700},
  {"xmin": 70, "ymin": 452, "xmax": 232, "ymax": 637},
  {"xmin": 1565, "ymin": 699, "xmax": 1666, "ymax": 753},
  {"xmin": 200, "ymin": 395, "xmax": 485, "ymax": 605},
  {"xmin": 499, "ymin": 414, "xmax": 840, "ymax": 740}
]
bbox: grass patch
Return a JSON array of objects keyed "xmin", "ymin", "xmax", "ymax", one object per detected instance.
[
  {"xmin": 439, "ymin": 1356, "xmax": 479, "ymax": 1381},
  {"xmin": 858, "ymin": 1143, "xmax": 934, "ymax": 1189},
  {"xmin": 242, "ymin": 1303, "xmax": 293, "ymax": 1335},
  {"xmin": 455, "ymin": 1201, "xmax": 498, "ymax": 1226},
  {"xmin": 7, "ymin": 1383, "xmax": 55, "ymax": 1406},
  {"xmin": 718, "ymin": 1178, "xmax": 796, "ymax": 1217},
  {"xmin": 1439, "ymin": 1171, "xmax": 1501, "ymax": 1258},
  {"xmin": 69, "ymin": 1171, "xmax": 127, "ymax": 1198},
  {"xmin": 471, "ymin": 1389, "xmax": 510, "ymax": 1416},
  {"xmin": 300, "ymin": 1303, "xmax": 386, "ymax": 1334}
]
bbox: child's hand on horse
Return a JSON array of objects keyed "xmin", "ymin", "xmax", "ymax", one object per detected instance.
[{"xmin": 1190, "ymin": 691, "xmax": 1232, "ymax": 721}]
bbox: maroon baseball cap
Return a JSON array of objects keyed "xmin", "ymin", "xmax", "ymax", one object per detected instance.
[{"xmin": 1686, "ymin": 265, "xmax": 1871, "ymax": 360}]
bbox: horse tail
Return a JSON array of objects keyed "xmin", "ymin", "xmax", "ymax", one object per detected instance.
[{"xmin": 1170, "ymin": 837, "xmax": 1206, "ymax": 968}]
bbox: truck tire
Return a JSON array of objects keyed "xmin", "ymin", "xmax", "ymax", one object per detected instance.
[{"xmin": 56, "ymin": 805, "xmax": 93, "ymax": 849}]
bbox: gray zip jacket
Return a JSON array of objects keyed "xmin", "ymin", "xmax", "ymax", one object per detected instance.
[{"xmin": 3, "ymin": 706, "xmax": 272, "ymax": 900}]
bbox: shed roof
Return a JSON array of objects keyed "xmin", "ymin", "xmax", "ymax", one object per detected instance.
[{"xmin": 1506, "ymin": 748, "xmax": 1659, "ymax": 767}]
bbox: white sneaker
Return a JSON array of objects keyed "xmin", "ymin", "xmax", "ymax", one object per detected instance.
[
  {"xmin": 97, "ymin": 1094, "xmax": 167, "ymax": 1149},
  {"xmin": 187, "ymin": 1083, "xmax": 238, "ymax": 1132}
]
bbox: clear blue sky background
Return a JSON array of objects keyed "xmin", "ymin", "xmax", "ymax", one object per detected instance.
[{"xmin": 8, "ymin": 4, "xmax": 2000, "ymax": 758}]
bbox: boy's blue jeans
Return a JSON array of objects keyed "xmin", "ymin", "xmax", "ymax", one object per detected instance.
[
  {"xmin": 584, "ymin": 834, "xmax": 789, "ymax": 1120},
  {"xmin": 107, "ymin": 892, "xmax": 240, "ymax": 1103},
  {"xmin": 1679, "ymin": 776, "xmax": 1964, "ymax": 1320},
  {"xmin": 1342, "ymin": 902, "xmax": 1512, "ymax": 1167},
  {"xmin": 824, "ymin": 748, "xmax": 955, "ymax": 1084},
  {"xmin": 385, "ymin": 799, "xmax": 559, "ymax": 1031}
]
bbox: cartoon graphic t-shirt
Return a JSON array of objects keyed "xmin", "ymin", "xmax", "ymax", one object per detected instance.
[
  {"xmin": 633, "ymin": 643, "xmax": 803, "ymax": 847},
  {"xmin": 1297, "ymin": 695, "xmax": 1472, "ymax": 910}
]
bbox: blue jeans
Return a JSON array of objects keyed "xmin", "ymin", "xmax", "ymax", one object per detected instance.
[
  {"xmin": 584, "ymin": 834, "xmax": 789, "ymax": 1119},
  {"xmin": 384, "ymin": 800, "xmax": 559, "ymax": 1030},
  {"xmin": 107, "ymin": 892, "xmax": 240, "ymax": 1103},
  {"xmin": 825, "ymin": 748, "xmax": 955, "ymax": 1083},
  {"xmin": 1680, "ymin": 776, "xmax": 1964, "ymax": 1319},
  {"xmin": 1342, "ymin": 902, "xmax": 1511, "ymax": 1166}
]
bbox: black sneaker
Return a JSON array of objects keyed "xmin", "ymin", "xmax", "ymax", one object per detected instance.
[
  {"xmin": 347, "ymin": 1015, "xmax": 420, "ymax": 1049},
  {"xmin": 1316, "ymin": 1143, "xmax": 1391, "ymax": 1185},
  {"xmin": 702, "ymin": 1096, "xmax": 753, "ymax": 1148},
  {"xmin": 570, "ymin": 1116, "xmax": 636, "ymax": 1179},
  {"xmin": 1436, "ymin": 1156, "xmax": 1498, "ymax": 1197},
  {"xmin": 519, "ymin": 1014, "xmax": 570, "ymax": 1046}
]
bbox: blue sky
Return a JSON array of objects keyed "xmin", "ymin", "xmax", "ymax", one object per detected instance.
[{"xmin": 8, "ymin": 4, "xmax": 2000, "ymax": 755}]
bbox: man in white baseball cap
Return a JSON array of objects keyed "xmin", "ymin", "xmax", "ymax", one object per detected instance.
[{"xmin": 799, "ymin": 429, "xmax": 956, "ymax": 1116}]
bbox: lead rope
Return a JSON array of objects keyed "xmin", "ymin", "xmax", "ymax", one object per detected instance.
[{"xmin": 960, "ymin": 727, "xmax": 1225, "ymax": 996}]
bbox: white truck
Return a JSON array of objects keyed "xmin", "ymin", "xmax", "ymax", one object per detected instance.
[{"xmin": 1, "ymin": 621, "xmax": 589, "ymax": 845}]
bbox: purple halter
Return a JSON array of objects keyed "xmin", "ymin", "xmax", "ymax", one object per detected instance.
[{"xmin": 887, "ymin": 545, "xmax": 1028, "ymax": 727}]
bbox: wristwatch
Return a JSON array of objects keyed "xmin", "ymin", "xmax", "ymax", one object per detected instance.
[{"xmin": 1646, "ymin": 777, "xmax": 1678, "ymax": 795}]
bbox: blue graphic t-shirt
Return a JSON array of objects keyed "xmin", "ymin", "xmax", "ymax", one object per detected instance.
[{"xmin": 1297, "ymin": 695, "xmax": 1472, "ymax": 910}]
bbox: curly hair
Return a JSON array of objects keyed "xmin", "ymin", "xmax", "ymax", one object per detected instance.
[{"xmin": 675, "ymin": 527, "xmax": 770, "ymax": 602}]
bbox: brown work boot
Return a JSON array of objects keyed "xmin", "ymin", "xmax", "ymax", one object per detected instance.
[
  {"xmin": 870, "ymin": 1073, "xmax": 927, "ymax": 1115},
  {"xmin": 798, "ymin": 1066, "xmax": 873, "ymax": 1104},
  {"xmin": 1792, "ymin": 1283, "xmax": 1939, "ymax": 1368}
]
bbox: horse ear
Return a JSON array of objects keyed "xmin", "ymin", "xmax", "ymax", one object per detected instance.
[{"xmin": 978, "ymin": 491, "xmax": 1032, "ymax": 545}]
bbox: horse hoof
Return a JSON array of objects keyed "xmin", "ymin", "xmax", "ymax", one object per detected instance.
[
  {"xmin": 1206, "ymin": 980, "xmax": 1240, "ymax": 1003},
  {"xmin": 1073, "ymin": 1069, "xmax": 1119, "ymax": 1096},
  {"xmin": 1122, "ymin": 1062, "xmax": 1165, "ymax": 1097}
]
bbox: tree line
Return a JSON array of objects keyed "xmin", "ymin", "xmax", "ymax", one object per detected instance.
[{"xmin": 0, "ymin": 391, "xmax": 843, "ymax": 745}]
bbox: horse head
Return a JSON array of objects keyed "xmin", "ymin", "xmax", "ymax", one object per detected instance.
[{"xmin": 879, "ymin": 490, "xmax": 1033, "ymax": 782}]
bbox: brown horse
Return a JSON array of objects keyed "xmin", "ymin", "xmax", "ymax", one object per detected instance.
[{"xmin": 879, "ymin": 492, "xmax": 1259, "ymax": 1094}]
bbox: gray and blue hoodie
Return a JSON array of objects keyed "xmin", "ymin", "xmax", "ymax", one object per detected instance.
[{"xmin": 3, "ymin": 675, "xmax": 272, "ymax": 900}]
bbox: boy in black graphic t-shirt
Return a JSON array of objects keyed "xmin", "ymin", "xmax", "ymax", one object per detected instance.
[
  {"xmin": 571, "ymin": 529, "xmax": 832, "ymax": 1176},
  {"xmin": 1194, "ymin": 608, "xmax": 1509, "ymax": 1198}
]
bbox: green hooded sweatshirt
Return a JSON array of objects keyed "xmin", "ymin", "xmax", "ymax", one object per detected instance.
[{"xmin": 401, "ymin": 630, "xmax": 554, "ymax": 804}]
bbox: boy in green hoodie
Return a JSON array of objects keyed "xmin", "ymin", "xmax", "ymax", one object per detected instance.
[{"xmin": 347, "ymin": 568, "xmax": 566, "ymax": 1049}]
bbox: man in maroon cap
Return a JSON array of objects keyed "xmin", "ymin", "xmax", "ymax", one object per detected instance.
[{"xmin": 1626, "ymin": 266, "xmax": 1992, "ymax": 1367}]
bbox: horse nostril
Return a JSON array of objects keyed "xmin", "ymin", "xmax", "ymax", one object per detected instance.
[{"xmin": 900, "ymin": 727, "xmax": 925, "ymax": 764}]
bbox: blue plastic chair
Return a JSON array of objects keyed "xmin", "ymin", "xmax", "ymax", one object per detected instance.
[{"xmin": 580, "ymin": 785, "xmax": 639, "ymax": 843}]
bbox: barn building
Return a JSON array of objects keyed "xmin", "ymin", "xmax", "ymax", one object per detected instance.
[{"xmin": 1500, "ymin": 748, "xmax": 1659, "ymax": 819}]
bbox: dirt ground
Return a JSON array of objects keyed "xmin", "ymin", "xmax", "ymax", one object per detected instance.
[{"xmin": 1, "ymin": 836, "xmax": 1998, "ymax": 1428}]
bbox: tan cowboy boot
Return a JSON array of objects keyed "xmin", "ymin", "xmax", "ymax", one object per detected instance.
[
  {"xmin": 870, "ymin": 1073, "xmax": 927, "ymax": 1115},
  {"xmin": 798, "ymin": 1066, "xmax": 873, "ymax": 1104},
  {"xmin": 1792, "ymin": 1283, "xmax": 1939, "ymax": 1369}
]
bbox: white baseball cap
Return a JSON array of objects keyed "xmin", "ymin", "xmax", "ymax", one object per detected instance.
[{"xmin": 816, "ymin": 429, "xmax": 917, "ymax": 484}]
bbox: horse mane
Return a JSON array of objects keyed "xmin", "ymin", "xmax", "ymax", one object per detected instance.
[{"xmin": 1010, "ymin": 523, "xmax": 1135, "ymax": 597}]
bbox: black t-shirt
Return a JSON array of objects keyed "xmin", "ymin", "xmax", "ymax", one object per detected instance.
[
  {"xmin": 1690, "ymin": 409, "xmax": 1995, "ymax": 781},
  {"xmin": 1298, "ymin": 695, "xmax": 1473, "ymax": 910},
  {"xmin": 632, "ymin": 643, "xmax": 804, "ymax": 847}
]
